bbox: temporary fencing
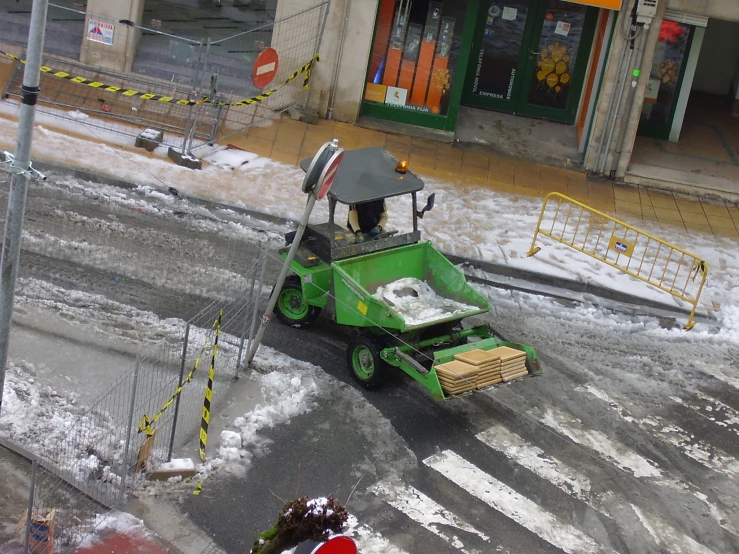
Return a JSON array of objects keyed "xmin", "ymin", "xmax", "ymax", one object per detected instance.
[
  {"xmin": 1, "ymin": 286, "xmax": 266, "ymax": 551},
  {"xmin": 0, "ymin": 173, "xmax": 277, "ymax": 550},
  {"xmin": 527, "ymin": 192, "xmax": 708, "ymax": 329},
  {"xmin": 1, "ymin": 1, "xmax": 329, "ymax": 153}
]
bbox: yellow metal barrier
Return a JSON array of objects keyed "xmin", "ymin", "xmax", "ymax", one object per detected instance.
[{"xmin": 527, "ymin": 193, "xmax": 708, "ymax": 330}]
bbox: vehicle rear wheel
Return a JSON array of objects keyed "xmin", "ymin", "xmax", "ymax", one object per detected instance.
[
  {"xmin": 273, "ymin": 275, "xmax": 321, "ymax": 328},
  {"xmin": 347, "ymin": 333, "xmax": 388, "ymax": 390}
]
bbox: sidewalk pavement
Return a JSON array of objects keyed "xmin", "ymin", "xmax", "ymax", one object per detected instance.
[{"xmin": 233, "ymin": 115, "xmax": 739, "ymax": 239}]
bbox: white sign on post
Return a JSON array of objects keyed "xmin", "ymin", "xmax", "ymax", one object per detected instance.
[{"xmin": 87, "ymin": 20, "xmax": 115, "ymax": 45}]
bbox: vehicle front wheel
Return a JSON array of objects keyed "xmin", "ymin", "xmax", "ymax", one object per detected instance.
[
  {"xmin": 347, "ymin": 333, "xmax": 388, "ymax": 390},
  {"xmin": 273, "ymin": 275, "xmax": 321, "ymax": 328}
]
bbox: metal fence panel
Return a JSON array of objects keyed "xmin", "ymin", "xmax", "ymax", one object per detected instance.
[
  {"xmin": 3, "ymin": 51, "xmax": 209, "ymax": 150},
  {"xmin": 1, "ymin": 1, "xmax": 329, "ymax": 154},
  {"xmin": 0, "ymin": 175, "xmax": 276, "ymax": 550},
  {"xmin": 527, "ymin": 192, "xmax": 709, "ymax": 329}
]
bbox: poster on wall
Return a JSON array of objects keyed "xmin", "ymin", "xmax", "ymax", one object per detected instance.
[
  {"xmin": 365, "ymin": 0, "xmax": 463, "ymax": 118},
  {"xmin": 385, "ymin": 86, "xmax": 408, "ymax": 106},
  {"xmin": 87, "ymin": 20, "xmax": 115, "ymax": 45}
]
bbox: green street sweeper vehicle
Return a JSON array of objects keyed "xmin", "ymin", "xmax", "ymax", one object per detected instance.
[{"xmin": 273, "ymin": 146, "xmax": 541, "ymax": 400}]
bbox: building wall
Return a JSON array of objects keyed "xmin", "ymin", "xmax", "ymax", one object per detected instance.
[
  {"xmin": 666, "ymin": 0, "xmax": 739, "ymax": 22},
  {"xmin": 692, "ymin": 18, "xmax": 739, "ymax": 95},
  {"xmin": 80, "ymin": 0, "xmax": 144, "ymax": 73},
  {"xmin": 274, "ymin": 0, "xmax": 379, "ymax": 123},
  {"xmin": 584, "ymin": 0, "xmax": 739, "ymax": 177}
]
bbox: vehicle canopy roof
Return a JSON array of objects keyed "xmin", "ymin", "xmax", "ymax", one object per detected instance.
[{"xmin": 300, "ymin": 146, "xmax": 424, "ymax": 205}]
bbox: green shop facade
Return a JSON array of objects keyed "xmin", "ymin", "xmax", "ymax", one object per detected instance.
[{"xmin": 360, "ymin": 0, "xmax": 610, "ymax": 133}]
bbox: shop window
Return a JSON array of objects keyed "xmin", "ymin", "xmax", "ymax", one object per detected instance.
[
  {"xmin": 364, "ymin": 0, "xmax": 468, "ymax": 118},
  {"xmin": 640, "ymin": 20, "xmax": 694, "ymax": 135}
]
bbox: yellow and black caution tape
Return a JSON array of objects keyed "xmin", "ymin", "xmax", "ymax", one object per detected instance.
[
  {"xmin": 0, "ymin": 50, "xmax": 319, "ymax": 108},
  {"xmin": 199, "ymin": 310, "xmax": 222, "ymax": 461},
  {"xmin": 137, "ymin": 312, "xmax": 222, "ymax": 437},
  {"xmin": 192, "ymin": 481, "xmax": 203, "ymax": 496}
]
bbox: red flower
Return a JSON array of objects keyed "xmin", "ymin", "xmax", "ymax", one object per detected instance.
[{"xmin": 658, "ymin": 21, "xmax": 687, "ymax": 45}]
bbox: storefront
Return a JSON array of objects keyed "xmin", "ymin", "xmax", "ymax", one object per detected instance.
[
  {"xmin": 638, "ymin": 13, "xmax": 707, "ymax": 140},
  {"xmin": 360, "ymin": 0, "xmax": 620, "ymax": 133}
]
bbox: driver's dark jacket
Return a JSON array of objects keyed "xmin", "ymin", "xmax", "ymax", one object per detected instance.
[{"xmin": 348, "ymin": 200, "xmax": 386, "ymax": 233}]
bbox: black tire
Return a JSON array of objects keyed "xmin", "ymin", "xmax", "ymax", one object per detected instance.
[
  {"xmin": 273, "ymin": 275, "xmax": 322, "ymax": 328},
  {"xmin": 347, "ymin": 333, "xmax": 389, "ymax": 390}
]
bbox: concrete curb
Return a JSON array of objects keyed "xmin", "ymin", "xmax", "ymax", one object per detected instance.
[{"xmin": 20, "ymin": 159, "xmax": 714, "ymax": 325}]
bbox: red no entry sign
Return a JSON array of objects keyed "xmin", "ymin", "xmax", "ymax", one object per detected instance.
[
  {"xmin": 253, "ymin": 48, "xmax": 279, "ymax": 88},
  {"xmin": 316, "ymin": 150, "xmax": 344, "ymax": 200}
]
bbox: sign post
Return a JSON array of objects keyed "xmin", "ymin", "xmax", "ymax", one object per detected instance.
[{"xmin": 245, "ymin": 139, "xmax": 344, "ymax": 367}]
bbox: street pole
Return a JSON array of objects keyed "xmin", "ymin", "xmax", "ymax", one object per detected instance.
[
  {"xmin": 0, "ymin": 0, "xmax": 49, "ymax": 415},
  {"xmin": 245, "ymin": 139, "xmax": 343, "ymax": 367},
  {"xmin": 245, "ymin": 192, "xmax": 318, "ymax": 366}
]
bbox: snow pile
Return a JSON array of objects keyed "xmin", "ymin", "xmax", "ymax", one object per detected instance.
[
  {"xmin": 0, "ymin": 361, "xmax": 124, "ymax": 483},
  {"xmin": 67, "ymin": 110, "xmax": 89, "ymax": 120},
  {"xmin": 374, "ymin": 277, "xmax": 479, "ymax": 326},
  {"xmin": 203, "ymin": 145, "xmax": 260, "ymax": 170},
  {"xmin": 228, "ymin": 350, "xmax": 320, "ymax": 458},
  {"xmin": 74, "ymin": 511, "xmax": 153, "ymax": 548},
  {"xmin": 156, "ymin": 458, "xmax": 195, "ymax": 472},
  {"xmin": 175, "ymin": 347, "xmax": 323, "ymax": 484},
  {"xmin": 342, "ymin": 515, "xmax": 408, "ymax": 554}
]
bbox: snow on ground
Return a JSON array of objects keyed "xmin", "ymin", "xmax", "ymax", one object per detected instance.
[
  {"xmin": 74, "ymin": 511, "xmax": 153, "ymax": 549},
  {"xmin": 1, "ymin": 109, "xmax": 735, "ymax": 335}
]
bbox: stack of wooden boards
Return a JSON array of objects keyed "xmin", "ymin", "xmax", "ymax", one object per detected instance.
[{"xmin": 434, "ymin": 346, "xmax": 528, "ymax": 395}]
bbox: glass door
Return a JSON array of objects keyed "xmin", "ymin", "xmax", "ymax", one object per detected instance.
[
  {"xmin": 462, "ymin": 0, "xmax": 535, "ymax": 112},
  {"xmin": 638, "ymin": 21, "xmax": 695, "ymax": 140},
  {"xmin": 462, "ymin": 0, "xmax": 597, "ymax": 123},
  {"xmin": 518, "ymin": 1, "xmax": 597, "ymax": 121}
]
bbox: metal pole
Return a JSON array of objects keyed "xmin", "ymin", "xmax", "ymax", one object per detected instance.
[
  {"xmin": 187, "ymin": 39, "xmax": 212, "ymax": 154},
  {"xmin": 181, "ymin": 39, "xmax": 204, "ymax": 154},
  {"xmin": 246, "ymin": 193, "xmax": 318, "ymax": 366},
  {"xmin": 611, "ymin": 27, "xmax": 648, "ymax": 177},
  {"xmin": 168, "ymin": 324, "xmax": 190, "ymax": 461},
  {"xmin": 243, "ymin": 252, "xmax": 267, "ymax": 371},
  {"xmin": 327, "ymin": 0, "xmax": 351, "ymax": 119},
  {"xmin": 599, "ymin": 46, "xmax": 634, "ymax": 175},
  {"xmin": 119, "ymin": 356, "xmax": 140, "ymax": 506},
  {"xmin": 0, "ymin": 0, "xmax": 49, "ymax": 417},
  {"xmin": 236, "ymin": 264, "xmax": 258, "ymax": 371},
  {"xmin": 22, "ymin": 459, "xmax": 37, "ymax": 554}
]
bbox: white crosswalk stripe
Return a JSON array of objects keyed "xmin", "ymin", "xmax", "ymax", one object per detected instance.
[
  {"xmin": 579, "ymin": 385, "xmax": 739, "ymax": 477},
  {"xmin": 536, "ymin": 406, "xmax": 662, "ymax": 478},
  {"xmin": 423, "ymin": 449, "xmax": 612, "ymax": 554},
  {"xmin": 476, "ymin": 424, "xmax": 612, "ymax": 517},
  {"xmin": 477, "ymin": 424, "xmax": 722, "ymax": 554},
  {"xmin": 343, "ymin": 515, "xmax": 411, "ymax": 554},
  {"xmin": 373, "ymin": 480, "xmax": 492, "ymax": 553},
  {"xmin": 534, "ymin": 401, "xmax": 737, "ymax": 536},
  {"xmin": 631, "ymin": 505, "xmax": 720, "ymax": 554},
  {"xmin": 671, "ymin": 391, "xmax": 739, "ymax": 438},
  {"xmin": 688, "ymin": 361, "xmax": 739, "ymax": 390}
]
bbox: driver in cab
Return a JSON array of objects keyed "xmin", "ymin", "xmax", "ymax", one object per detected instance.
[{"xmin": 348, "ymin": 200, "xmax": 387, "ymax": 244}]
